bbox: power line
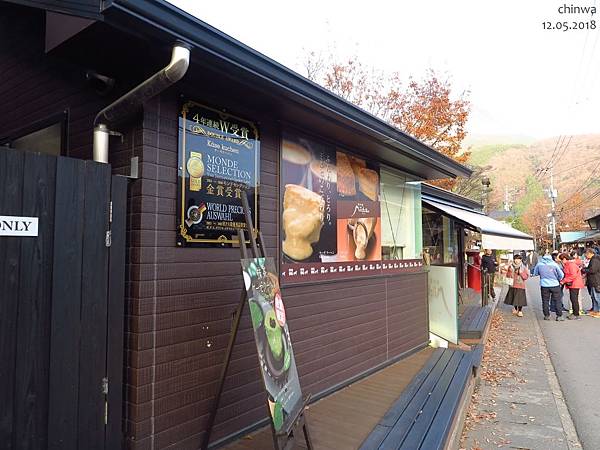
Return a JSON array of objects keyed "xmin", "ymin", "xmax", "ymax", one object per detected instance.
[
  {"xmin": 538, "ymin": 155, "xmax": 600, "ymax": 179},
  {"xmin": 556, "ymin": 155, "xmax": 600, "ymax": 209},
  {"xmin": 535, "ymin": 18, "xmax": 598, "ymax": 179}
]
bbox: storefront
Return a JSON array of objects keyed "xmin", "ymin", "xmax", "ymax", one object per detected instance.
[
  {"xmin": 420, "ymin": 184, "xmax": 533, "ymax": 345},
  {"xmin": 421, "ymin": 184, "xmax": 483, "ymax": 285},
  {"xmin": 0, "ymin": 2, "xmax": 473, "ymax": 449}
]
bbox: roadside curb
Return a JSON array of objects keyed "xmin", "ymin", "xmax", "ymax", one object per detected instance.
[{"xmin": 532, "ymin": 310, "xmax": 582, "ymax": 449}]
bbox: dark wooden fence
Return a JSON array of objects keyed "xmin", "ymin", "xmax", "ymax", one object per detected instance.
[{"xmin": 0, "ymin": 147, "xmax": 127, "ymax": 450}]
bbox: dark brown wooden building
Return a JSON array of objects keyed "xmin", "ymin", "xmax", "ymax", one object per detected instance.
[{"xmin": 0, "ymin": 1, "xmax": 471, "ymax": 449}]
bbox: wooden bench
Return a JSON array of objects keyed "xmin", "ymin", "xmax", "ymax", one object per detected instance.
[
  {"xmin": 359, "ymin": 348, "xmax": 476, "ymax": 450},
  {"xmin": 459, "ymin": 305, "xmax": 492, "ymax": 340},
  {"xmin": 470, "ymin": 344, "xmax": 484, "ymax": 367}
]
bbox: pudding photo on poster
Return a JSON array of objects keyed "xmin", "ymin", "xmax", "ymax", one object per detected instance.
[
  {"xmin": 281, "ymin": 131, "xmax": 382, "ymax": 266},
  {"xmin": 336, "ymin": 215, "xmax": 381, "ymax": 261},
  {"xmin": 281, "ymin": 133, "xmax": 337, "ymax": 263}
]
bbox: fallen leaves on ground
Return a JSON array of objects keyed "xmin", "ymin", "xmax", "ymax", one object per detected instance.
[{"xmin": 460, "ymin": 309, "xmax": 534, "ymax": 449}]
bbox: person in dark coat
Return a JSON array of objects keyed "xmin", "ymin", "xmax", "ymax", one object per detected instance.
[
  {"xmin": 583, "ymin": 247, "xmax": 600, "ymax": 317},
  {"xmin": 526, "ymin": 250, "xmax": 539, "ymax": 270},
  {"xmin": 481, "ymin": 249, "xmax": 497, "ymax": 299}
]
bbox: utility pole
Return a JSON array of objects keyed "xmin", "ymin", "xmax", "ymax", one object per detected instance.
[{"xmin": 549, "ymin": 168, "xmax": 558, "ymax": 250}]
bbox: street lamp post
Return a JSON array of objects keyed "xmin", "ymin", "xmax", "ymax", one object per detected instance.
[{"xmin": 481, "ymin": 176, "xmax": 491, "ymax": 214}]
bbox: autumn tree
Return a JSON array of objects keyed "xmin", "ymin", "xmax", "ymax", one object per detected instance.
[
  {"xmin": 389, "ymin": 73, "xmax": 470, "ymax": 166},
  {"xmin": 556, "ymin": 192, "xmax": 589, "ymax": 231},
  {"xmin": 521, "ymin": 200, "xmax": 551, "ymax": 249},
  {"xmin": 303, "ymin": 54, "xmax": 472, "ymax": 191}
]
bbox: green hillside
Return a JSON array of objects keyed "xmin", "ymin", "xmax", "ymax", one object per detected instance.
[{"xmin": 467, "ymin": 143, "xmax": 527, "ymax": 166}]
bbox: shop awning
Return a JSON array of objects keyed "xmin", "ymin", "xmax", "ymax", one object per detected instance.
[
  {"xmin": 559, "ymin": 231, "xmax": 596, "ymax": 244},
  {"xmin": 422, "ymin": 198, "xmax": 534, "ymax": 250},
  {"xmin": 579, "ymin": 231, "xmax": 600, "ymax": 242}
]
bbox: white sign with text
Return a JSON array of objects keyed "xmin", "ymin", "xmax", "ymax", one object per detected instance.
[{"xmin": 0, "ymin": 216, "xmax": 39, "ymax": 237}]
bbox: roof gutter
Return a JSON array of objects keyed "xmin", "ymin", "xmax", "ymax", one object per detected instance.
[
  {"xmin": 101, "ymin": 0, "xmax": 471, "ymax": 179},
  {"xmin": 93, "ymin": 41, "xmax": 190, "ymax": 163}
]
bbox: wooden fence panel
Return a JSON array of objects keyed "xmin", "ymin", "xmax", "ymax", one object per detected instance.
[
  {"xmin": 0, "ymin": 148, "xmax": 25, "ymax": 449},
  {"xmin": 106, "ymin": 175, "xmax": 128, "ymax": 450},
  {"xmin": 0, "ymin": 148, "xmax": 127, "ymax": 450},
  {"xmin": 77, "ymin": 161, "xmax": 111, "ymax": 450},
  {"xmin": 48, "ymin": 157, "xmax": 86, "ymax": 450},
  {"xmin": 13, "ymin": 152, "xmax": 56, "ymax": 449}
]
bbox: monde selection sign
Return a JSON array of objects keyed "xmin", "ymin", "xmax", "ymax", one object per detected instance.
[
  {"xmin": 177, "ymin": 101, "xmax": 260, "ymax": 247},
  {"xmin": 241, "ymin": 257, "xmax": 303, "ymax": 433}
]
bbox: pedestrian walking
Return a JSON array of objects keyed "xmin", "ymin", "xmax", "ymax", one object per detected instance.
[
  {"xmin": 582, "ymin": 247, "xmax": 600, "ymax": 317},
  {"xmin": 503, "ymin": 254, "xmax": 529, "ymax": 316},
  {"xmin": 570, "ymin": 250, "xmax": 583, "ymax": 268},
  {"xmin": 549, "ymin": 249, "xmax": 568, "ymax": 312},
  {"xmin": 526, "ymin": 249, "xmax": 539, "ymax": 270},
  {"xmin": 558, "ymin": 253, "xmax": 584, "ymax": 320},
  {"xmin": 481, "ymin": 249, "xmax": 497, "ymax": 299},
  {"xmin": 534, "ymin": 254, "xmax": 565, "ymax": 321}
]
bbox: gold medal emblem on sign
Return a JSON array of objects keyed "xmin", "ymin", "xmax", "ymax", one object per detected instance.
[{"xmin": 187, "ymin": 151, "xmax": 204, "ymax": 192}]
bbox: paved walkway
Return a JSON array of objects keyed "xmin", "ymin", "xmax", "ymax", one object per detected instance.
[
  {"xmin": 527, "ymin": 278, "xmax": 600, "ymax": 450},
  {"xmin": 461, "ymin": 292, "xmax": 581, "ymax": 450}
]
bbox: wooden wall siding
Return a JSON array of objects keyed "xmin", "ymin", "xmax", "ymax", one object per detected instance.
[
  {"xmin": 123, "ymin": 91, "xmax": 280, "ymax": 450},
  {"xmin": 0, "ymin": 5, "xmax": 141, "ymax": 178},
  {"xmin": 0, "ymin": 7, "xmax": 429, "ymax": 447},
  {"xmin": 0, "ymin": 6, "xmax": 99, "ymax": 159},
  {"xmin": 0, "ymin": 5, "xmax": 139, "ymax": 448},
  {"xmin": 123, "ymin": 86, "xmax": 429, "ymax": 449}
]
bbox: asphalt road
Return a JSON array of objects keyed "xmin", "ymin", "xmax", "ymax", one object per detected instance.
[{"xmin": 523, "ymin": 276, "xmax": 600, "ymax": 450}]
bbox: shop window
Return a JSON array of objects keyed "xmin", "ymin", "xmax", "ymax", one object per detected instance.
[
  {"xmin": 1, "ymin": 113, "xmax": 67, "ymax": 156},
  {"xmin": 380, "ymin": 169, "xmax": 423, "ymax": 260},
  {"xmin": 422, "ymin": 207, "xmax": 458, "ymax": 265}
]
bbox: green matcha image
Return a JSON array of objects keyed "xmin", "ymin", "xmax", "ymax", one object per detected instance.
[
  {"xmin": 272, "ymin": 400, "xmax": 283, "ymax": 431},
  {"xmin": 249, "ymin": 300, "xmax": 263, "ymax": 330},
  {"xmin": 264, "ymin": 309, "xmax": 283, "ymax": 360}
]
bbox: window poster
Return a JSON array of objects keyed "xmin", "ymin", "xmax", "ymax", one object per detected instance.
[
  {"xmin": 428, "ymin": 265, "xmax": 459, "ymax": 344},
  {"xmin": 280, "ymin": 130, "xmax": 423, "ymax": 283},
  {"xmin": 177, "ymin": 101, "xmax": 259, "ymax": 247},
  {"xmin": 241, "ymin": 257, "xmax": 303, "ymax": 432}
]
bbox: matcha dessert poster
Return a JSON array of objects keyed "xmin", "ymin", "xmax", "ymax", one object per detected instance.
[{"xmin": 241, "ymin": 257, "xmax": 303, "ymax": 432}]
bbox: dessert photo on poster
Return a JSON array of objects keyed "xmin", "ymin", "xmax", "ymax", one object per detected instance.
[
  {"xmin": 280, "ymin": 130, "xmax": 381, "ymax": 267},
  {"xmin": 241, "ymin": 257, "xmax": 303, "ymax": 432}
]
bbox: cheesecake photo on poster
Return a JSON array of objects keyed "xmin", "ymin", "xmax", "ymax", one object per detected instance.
[
  {"xmin": 281, "ymin": 132, "xmax": 337, "ymax": 263},
  {"xmin": 336, "ymin": 151, "xmax": 379, "ymax": 202},
  {"xmin": 336, "ymin": 151, "xmax": 381, "ymax": 261}
]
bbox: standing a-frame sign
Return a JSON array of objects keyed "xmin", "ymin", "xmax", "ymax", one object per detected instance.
[{"xmin": 201, "ymin": 195, "xmax": 312, "ymax": 450}]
